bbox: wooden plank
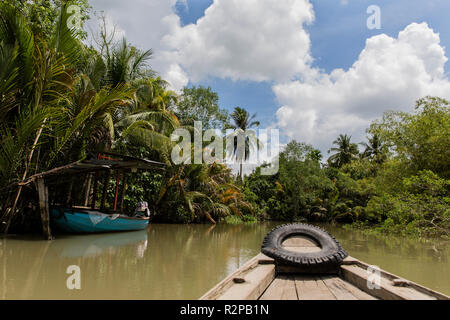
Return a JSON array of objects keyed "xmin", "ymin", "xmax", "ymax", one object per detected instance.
[
  {"xmin": 200, "ymin": 253, "xmax": 274, "ymax": 300},
  {"xmin": 321, "ymin": 275, "xmax": 376, "ymax": 300},
  {"xmin": 341, "ymin": 256, "xmax": 359, "ymax": 265},
  {"xmin": 282, "ymin": 237, "xmax": 318, "ymax": 247},
  {"xmin": 342, "ymin": 257, "xmax": 449, "ymax": 300},
  {"xmin": 260, "ymin": 275, "xmax": 297, "ymax": 300},
  {"xmin": 341, "ymin": 265, "xmax": 436, "ymax": 300},
  {"xmin": 277, "ymin": 262, "xmax": 340, "ymax": 275},
  {"xmin": 37, "ymin": 178, "xmax": 53, "ymax": 240},
  {"xmin": 294, "ymin": 275, "xmax": 336, "ymax": 300},
  {"xmin": 282, "ymin": 246, "xmax": 322, "ymax": 253},
  {"xmin": 201, "ymin": 252, "xmax": 449, "ymax": 300},
  {"xmin": 218, "ymin": 264, "xmax": 276, "ymax": 300}
]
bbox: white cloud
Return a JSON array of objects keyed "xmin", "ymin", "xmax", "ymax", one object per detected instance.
[
  {"xmin": 89, "ymin": 0, "xmax": 315, "ymax": 90},
  {"xmin": 274, "ymin": 22, "xmax": 450, "ymax": 151},
  {"xmin": 162, "ymin": 0, "xmax": 315, "ymax": 83},
  {"xmin": 87, "ymin": 2, "xmax": 450, "ymax": 154}
]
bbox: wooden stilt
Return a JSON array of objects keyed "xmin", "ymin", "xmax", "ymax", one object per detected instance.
[
  {"xmin": 91, "ymin": 172, "xmax": 99, "ymax": 209},
  {"xmin": 100, "ymin": 172, "xmax": 110, "ymax": 210},
  {"xmin": 118, "ymin": 172, "xmax": 128, "ymax": 212},
  {"xmin": 37, "ymin": 178, "xmax": 53, "ymax": 240},
  {"xmin": 83, "ymin": 173, "xmax": 92, "ymax": 207},
  {"xmin": 66, "ymin": 178, "xmax": 74, "ymax": 206},
  {"xmin": 113, "ymin": 170, "xmax": 120, "ymax": 212}
]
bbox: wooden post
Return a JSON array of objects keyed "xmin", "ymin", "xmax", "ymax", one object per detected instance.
[
  {"xmin": 37, "ymin": 178, "xmax": 53, "ymax": 240},
  {"xmin": 118, "ymin": 172, "xmax": 128, "ymax": 212},
  {"xmin": 91, "ymin": 172, "xmax": 99, "ymax": 209},
  {"xmin": 65, "ymin": 178, "xmax": 74, "ymax": 206},
  {"xmin": 113, "ymin": 170, "xmax": 120, "ymax": 212},
  {"xmin": 83, "ymin": 173, "xmax": 92, "ymax": 207},
  {"xmin": 100, "ymin": 171, "xmax": 110, "ymax": 211}
]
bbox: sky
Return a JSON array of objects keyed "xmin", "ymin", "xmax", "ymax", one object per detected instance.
[{"xmin": 86, "ymin": 0, "xmax": 450, "ymax": 158}]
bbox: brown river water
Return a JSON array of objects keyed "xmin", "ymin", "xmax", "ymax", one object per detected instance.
[{"xmin": 0, "ymin": 222, "xmax": 449, "ymax": 299}]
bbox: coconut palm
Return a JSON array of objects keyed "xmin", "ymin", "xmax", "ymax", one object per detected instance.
[
  {"xmin": 360, "ymin": 133, "xmax": 387, "ymax": 164},
  {"xmin": 327, "ymin": 134, "xmax": 359, "ymax": 168},
  {"xmin": 113, "ymin": 77, "xmax": 181, "ymax": 162},
  {"xmin": 0, "ymin": 3, "xmax": 77, "ymax": 230},
  {"xmin": 156, "ymin": 162, "xmax": 253, "ymax": 224},
  {"xmin": 0, "ymin": 2, "xmax": 258, "ymax": 232},
  {"xmin": 105, "ymin": 37, "xmax": 153, "ymax": 87},
  {"xmin": 0, "ymin": 4, "xmax": 132, "ymax": 232},
  {"xmin": 228, "ymin": 107, "xmax": 261, "ymax": 180}
]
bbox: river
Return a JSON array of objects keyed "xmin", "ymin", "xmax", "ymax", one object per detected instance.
[{"xmin": 0, "ymin": 222, "xmax": 448, "ymax": 299}]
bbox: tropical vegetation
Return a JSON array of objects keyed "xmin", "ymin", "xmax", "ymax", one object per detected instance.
[{"xmin": 0, "ymin": 1, "xmax": 448, "ymax": 239}]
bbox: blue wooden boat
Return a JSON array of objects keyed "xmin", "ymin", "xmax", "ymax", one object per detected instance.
[
  {"xmin": 50, "ymin": 208, "xmax": 149, "ymax": 233},
  {"xmin": 25, "ymin": 152, "xmax": 164, "ymax": 239}
]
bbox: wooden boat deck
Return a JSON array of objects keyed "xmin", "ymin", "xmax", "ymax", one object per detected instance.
[
  {"xmin": 259, "ymin": 274, "xmax": 376, "ymax": 300},
  {"xmin": 200, "ymin": 237, "xmax": 449, "ymax": 300}
]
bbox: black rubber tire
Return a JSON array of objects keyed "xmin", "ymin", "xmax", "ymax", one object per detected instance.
[{"xmin": 261, "ymin": 223, "xmax": 348, "ymax": 270}]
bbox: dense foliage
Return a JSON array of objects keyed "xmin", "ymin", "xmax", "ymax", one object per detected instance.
[
  {"xmin": 0, "ymin": 1, "xmax": 448, "ymax": 239},
  {"xmin": 0, "ymin": 1, "xmax": 252, "ymax": 232},
  {"xmin": 245, "ymin": 97, "xmax": 449, "ymax": 238}
]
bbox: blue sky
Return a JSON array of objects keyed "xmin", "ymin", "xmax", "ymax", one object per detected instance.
[
  {"xmin": 173, "ymin": 0, "xmax": 450, "ymax": 137},
  {"xmin": 89, "ymin": 0, "xmax": 450, "ymax": 154}
]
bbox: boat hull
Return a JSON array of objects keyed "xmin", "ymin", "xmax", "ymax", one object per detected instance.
[
  {"xmin": 50, "ymin": 208, "xmax": 149, "ymax": 233},
  {"xmin": 200, "ymin": 235, "xmax": 450, "ymax": 300}
]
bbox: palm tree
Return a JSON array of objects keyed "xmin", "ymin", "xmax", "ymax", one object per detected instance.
[
  {"xmin": 360, "ymin": 133, "xmax": 387, "ymax": 164},
  {"xmin": 105, "ymin": 38, "xmax": 153, "ymax": 87},
  {"xmin": 0, "ymin": 4, "xmax": 132, "ymax": 232},
  {"xmin": 327, "ymin": 134, "xmax": 359, "ymax": 168},
  {"xmin": 113, "ymin": 77, "xmax": 180, "ymax": 161},
  {"xmin": 228, "ymin": 107, "xmax": 261, "ymax": 180},
  {"xmin": 156, "ymin": 162, "xmax": 253, "ymax": 224},
  {"xmin": 0, "ymin": 3, "xmax": 76, "ymax": 230}
]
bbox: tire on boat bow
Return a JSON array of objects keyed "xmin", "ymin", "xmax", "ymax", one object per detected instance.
[{"xmin": 261, "ymin": 223, "xmax": 348, "ymax": 273}]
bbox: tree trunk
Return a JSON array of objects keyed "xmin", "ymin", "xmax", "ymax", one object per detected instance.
[
  {"xmin": 240, "ymin": 162, "xmax": 243, "ymax": 182},
  {"xmin": 37, "ymin": 178, "xmax": 53, "ymax": 240}
]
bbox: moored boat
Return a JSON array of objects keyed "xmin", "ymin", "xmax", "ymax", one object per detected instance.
[
  {"xmin": 20, "ymin": 152, "xmax": 165, "ymax": 239},
  {"xmin": 51, "ymin": 207, "xmax": 149, "ymax": 233},
  {"xmin": 200, "ymin": 224, "xmax": 449, "ymax": 300}
]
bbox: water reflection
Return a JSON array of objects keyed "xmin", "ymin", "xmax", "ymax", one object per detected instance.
[
  {"xmin": 0, "ymin": 223, "xmax": 449, "ymax": 299},
  {"xmin": 56, "ymin": 231, "xmax": 148, "ymax": 258}
]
